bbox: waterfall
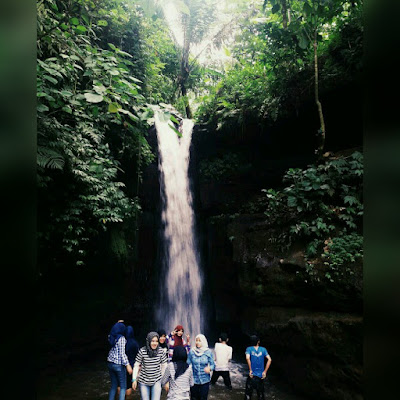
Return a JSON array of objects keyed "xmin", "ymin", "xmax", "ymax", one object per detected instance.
[{"xmin": 155, "ymin": 113, "xmax": 203, "ymax": 338}]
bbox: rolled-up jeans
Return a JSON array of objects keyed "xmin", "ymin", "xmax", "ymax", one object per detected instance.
[
  {"xmin": 139, "ymin": 380, "xmax": 162, "ymax": 400},
  {"xmin": 107, "ymin": 362, "xmax": 126, "ymax": 400}
]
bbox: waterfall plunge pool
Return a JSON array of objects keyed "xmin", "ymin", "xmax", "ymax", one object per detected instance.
[{"xmin": 38, "ymin": 353, "xmax": 305, "ymax": 400}]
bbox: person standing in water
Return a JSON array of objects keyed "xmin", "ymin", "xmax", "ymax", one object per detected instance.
[
  {"xmin": 167, "ymin": 325, "xmax": 190, "ymax": 361},
  {"xmin": 107, "ymin": 321, "xmax": 133, "ymax": 400},
  {"xmin": 161, "ymin": 345, "xmax": 194, "ymax": 399},
  {"xmin": 187, "ymin": 334, "xmax": 215, "ymax": 400},
  {"xmin": 244, "ymin": 335, "xmax": 272, "ymax": 400},
  {"xmin": 211, "ymin": 332, "xmax": 233, "ymax": 390},
  {"xmin": 121, "ymin": 325, "xmax": 140, "ymax": 397},
  {"xmin": 132, "ymin": 331, "xmax": 168, "ymax": 400}
]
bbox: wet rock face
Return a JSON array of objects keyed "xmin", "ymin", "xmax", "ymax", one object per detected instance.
[
  {"xmin": 205, "ymin": 214, "xmax": 362, "ymax": 400},
  {"xmin": 226, "ymin": 214, "xmax": 362, "ymax": 313},
  {"xmin": 253, "ymin": 310, "xmax": 362, "ymax": 400}
]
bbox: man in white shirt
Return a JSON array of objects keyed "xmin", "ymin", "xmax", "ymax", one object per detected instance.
[{"xmin": 211, "ymin": 332, "xmax": 233, "ymax": 390}]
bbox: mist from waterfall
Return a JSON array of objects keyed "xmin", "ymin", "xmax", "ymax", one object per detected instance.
[{"xmin": 155, "ymin": 114, "xmax": 203, "ymax": 338}]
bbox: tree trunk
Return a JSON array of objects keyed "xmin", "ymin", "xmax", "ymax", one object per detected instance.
[
  {"xmin": 282, "ymin": 0, "xmax": 288, "ymax": 29},
  {"xmin": 314, "ymin": 30, "xmax": 325, "ymax": 156},
  {"xmin": 180, "ymin": 83, "xmax": 192, "ymax": 119}
]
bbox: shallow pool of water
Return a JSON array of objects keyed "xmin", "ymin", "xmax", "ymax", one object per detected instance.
[{"xmin": 38, "ymin": 357, "xmax": 304, "ymax": 400}]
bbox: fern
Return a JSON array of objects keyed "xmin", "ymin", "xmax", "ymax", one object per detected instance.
[{"xmin": 37, "ymin": 146, "xmax": 65, "ymax": 170}]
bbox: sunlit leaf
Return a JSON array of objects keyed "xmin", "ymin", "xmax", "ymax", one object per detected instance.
[
  {"xmin": 84, "ymin": 93, "xmax": 104, "ymax": 103},
  {"xmin": 75, "ymin": 25, "xmax": 87, "ymax": 33},
  {"xmin": 108, "ymin": 102, "xmax": 121, "ymax": 113}
]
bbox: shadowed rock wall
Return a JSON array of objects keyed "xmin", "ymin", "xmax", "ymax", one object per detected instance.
[{"xmin": 204, "ymin": 215, "xmax": 362, "ymax": 400}]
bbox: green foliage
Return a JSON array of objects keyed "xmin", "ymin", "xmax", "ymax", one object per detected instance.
[
  {"xmin": 37, "ymin": 0, "xmax": 172, "ymax": 268},
  {"xmin": 140, "ymin": 18, "xmax": 181, "ymax": 104},
  {"xmin": 194, "ymin": 0, "xmax": 363, "ymax": 131},
  {"xmin": 262, "ymin": 151, "xmax": 363, "ymax": 282},
  {"xmin": 36, "ymin": 0, "xmax": 364, "ymax": 275},
  {"xmin": 196, "ymin": 62, "xmax": 275, "ymax": 131},
  {"xmin": 320, "ymin": 233, "xmax": 363, "ymax": 281}
]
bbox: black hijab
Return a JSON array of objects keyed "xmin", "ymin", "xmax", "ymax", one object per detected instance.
[
  {"xmin": 172, "ymin": 345, "xmax": 189, "ymax": 379},
  {"xmin": 125, "ymin": 326, "xmax": 140, "ymax": 365},
  {"xmin": 158, "ymin": 329, "xmax": 168, "ymax": 349}
]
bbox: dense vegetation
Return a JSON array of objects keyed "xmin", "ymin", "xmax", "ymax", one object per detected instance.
[
  {"xmin": 194, "ymin": 0, "xmax": 363, "ymax": 151},
  {"xmin": 37, "ymin": 0, "xmax": 179, "ymax": 271},
  {"xmin": 194, "ymin": 0, "xmax": 363, "ymax": 283},
  {"xmin": 263, "ymin": 150, "xmax": 363, "ymax": 282},
  {"xmin": 37, "ymin": 0, "xmax": 363, "ymax": 283}
]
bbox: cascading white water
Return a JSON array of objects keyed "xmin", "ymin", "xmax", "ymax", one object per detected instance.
[{"xmin": 155, "ymin": 113, "xmax": 203, "ymax": 338}]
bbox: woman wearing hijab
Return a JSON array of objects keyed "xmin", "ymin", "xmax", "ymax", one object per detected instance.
[
  {"xmin": 158, "ymin": 329, "xmax": 168, "ymax": 354},
  {"xmin": 187, "ymin": 334, "xmax": 215, "ymax": 400},
  {"xmin": 122, "ymin": 326, "xmax": 140, "ymax": 396},
  {"xmin": 107, "ymin": 321, "xmax": 133, "ymax": 400},
  {"xmin": 166, "ymin": 325, "xmax": 191, "ymax": 361},
  {"xmin": 161, "ymin": 346, "xmax": 194, "ymax": 399},
  {"xmin": 132, "ymin": 331, "xmax": 168, "ymax": 400}
]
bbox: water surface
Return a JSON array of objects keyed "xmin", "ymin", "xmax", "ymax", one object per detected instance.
[{"xmin": 39, "ymin": 357, "xmax": 304, "ymax": 400}]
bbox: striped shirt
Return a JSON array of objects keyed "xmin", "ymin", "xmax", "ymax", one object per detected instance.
[
  {"xmin": 135, "ymin": 347, "xmax": 168, "ymax": 385},
  {"xmin": 107, "ymin": 336, "xmax": 130, "ymax": 366},
  {"xmin": 161, "ymin": 363, "xmax": 194, "ymax": 400}
]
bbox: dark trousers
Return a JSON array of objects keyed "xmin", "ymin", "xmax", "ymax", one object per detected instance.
[
  {"xmin": 211, "ymin": 370, "xmax": 232, "ymax": 388},
  {"xmin": 190, "ymin": 382, "xmax": 210, "ymax": 400},
  {"xmin": 244, "ymin": 376, "xmax": 265, "ymax": 400}
]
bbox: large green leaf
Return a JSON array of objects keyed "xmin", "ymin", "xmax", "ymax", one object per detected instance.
[
  {"xmin": 69, "ymin": 17, "xmax": 79, "ymax": 25},
  {"xmin": 108, "ymin": 102, "xmax": 121, "ymax": 113},
  {"xmin": 37, "ymin": 103, "xmax": 49, "ymax": 112},
  {"xmin": 75, "ymin": 25, "xmax": 87, "ymax": 33},
  {"xmin": 84, "ymin": 93, "xmax": 104, "ymax": 103},
  {"xmin": 43, "ymin": 75, "xmax": 58, "ymax": 84}
]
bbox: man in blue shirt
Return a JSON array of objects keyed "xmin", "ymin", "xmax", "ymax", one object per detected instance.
[{"xmin": 244, "ymin": 335, "xmax": 272, "ymax": 400}]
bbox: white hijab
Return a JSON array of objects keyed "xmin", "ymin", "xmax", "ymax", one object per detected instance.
[{"xmin": 193, "ymin": 334, "xmax": 209, "ymax": 356}]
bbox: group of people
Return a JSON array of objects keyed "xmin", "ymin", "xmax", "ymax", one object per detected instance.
[{"xmin": 107, "ymin": 320, "xmax": 272, "ymax": 400}]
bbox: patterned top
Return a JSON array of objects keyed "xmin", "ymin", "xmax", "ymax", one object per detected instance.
[
  {"xmin": 161, "ymin": 363, "xmax": 194, "ymax": 399},
  {"xmin": 107, "ymin": 336, "xmax": 130, "ymax": 366},
  {"xmin": 187, "ymin": 349, "xmax": 215, "ymax": 385},
  {"xmin": 166, "ymin": 334, "xmax": 191, "ymax": 361},
  {"xmin": 135, "ymin": 347, "xmax": 168, "ymax": 385}
]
